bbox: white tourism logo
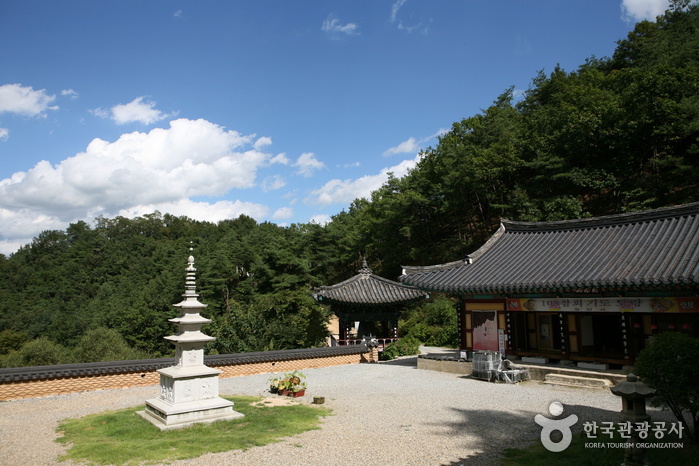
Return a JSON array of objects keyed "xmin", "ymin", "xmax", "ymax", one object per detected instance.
[{"xmin": 534, "ymin": 401, "xmax": 578, "ymax": 452}]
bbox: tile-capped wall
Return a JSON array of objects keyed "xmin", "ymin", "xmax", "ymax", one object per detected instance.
[{"xmin": 0, "ymin": 348, "xmax": 369, "ymax": 401}]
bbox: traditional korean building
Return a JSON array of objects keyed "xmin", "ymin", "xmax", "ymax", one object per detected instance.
[
  {"xmin": 315, "ymin": 259, "xmax": 429, "ymax": 344},
  {"xmin": 400, "ymin": 202, "xmax": 699, "ymax": 366}
]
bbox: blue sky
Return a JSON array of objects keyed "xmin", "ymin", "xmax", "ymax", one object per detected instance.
[{"xmin": 0, "ymin": 0, "xmax": 671, "ymax": 255}]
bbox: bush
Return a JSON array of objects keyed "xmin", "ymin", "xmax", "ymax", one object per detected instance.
[
  {"xmin": 399, "ymin": 295, "xmax": 458, "ymax": 347},
  {"xmin": 635, "ymin": 331, "xmax": 699, "ymax": 443},
  {"xmin": 380, "ymin": 335, "xmax": 421, "ymax": 361},
  {"xmin": 72, "ymin": 327, "xmax": 147, "ymax": 363},
  {"xmin": 0, "ymin": 329, "xmax": 27, "ymax": 355},
  {"xmin": 0, "ymin": 336, "xmax": 69, "ymax": 368}
]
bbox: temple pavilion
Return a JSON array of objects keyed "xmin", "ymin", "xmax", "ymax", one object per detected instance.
[
  {"xmin": 314, "ymin": 258, "xmax": 428, "ymax": 345},
  {"xmin": 400, "ymin": 202, "xmax": 699, "ymax": 367}
]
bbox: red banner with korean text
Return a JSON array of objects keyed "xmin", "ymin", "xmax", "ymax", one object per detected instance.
[{"xmin": 506, "ymin": 297, "xmax": 699, "ymax": 313}]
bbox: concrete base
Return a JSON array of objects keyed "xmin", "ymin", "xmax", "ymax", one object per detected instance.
[
  {"xmin": 521, "ymin": 357, "xmax": 549, "ymax": 364},
  {"xmin": 417, "ymin": 357, "xmax": 472, "ymax": 375},
  {"xmin": 139, "ymin": 397, "xmax": 243, "ymax": 431},
  {"xmin": 577, "ymin": 362, "xmax": 610, "ymax": 371},
  {"xmin": 519, "ymin": 364, "xmax": 627, "ymax": 385},
  {"xmin": 544, "ymin": 373, "xmax": 613, "ymax": 389}
]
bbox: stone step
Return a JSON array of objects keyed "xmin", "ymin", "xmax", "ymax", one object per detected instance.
[{"xmin": 543, "ymin": 373, "xmax": 613, "ymax": 389}]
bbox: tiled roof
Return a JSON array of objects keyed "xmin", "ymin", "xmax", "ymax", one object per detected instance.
[
  {"xmin": 315, "ymin": 259, "xmax": 428, "ymax": 305},
  {"xmin": 400, "ymin": 202, "xmax": 699, "ymax": 294}
]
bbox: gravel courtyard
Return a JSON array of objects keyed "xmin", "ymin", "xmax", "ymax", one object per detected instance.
[{"xmin": 0, "ymin": 355, "xmax": 674, "ymax": 466}]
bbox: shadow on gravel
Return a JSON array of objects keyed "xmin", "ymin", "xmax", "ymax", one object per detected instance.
[
  {"xmin": 378, "ymin": 356, "xmax": 418, "ymax": 367},
  {"xmin": 430, "ymin": 401, "xmax": 619, "ymax": 465}
]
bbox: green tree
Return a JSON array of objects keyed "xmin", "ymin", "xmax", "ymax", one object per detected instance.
[
  {"xmin": 399, "ymin": 295, "xmax": 458, "ymax": 347},
  {"xmin": 0, "ymin": 329, "xmax": 27, "ymax": 355},
  {"xmin": 1, "ymin": 337, "xmax": 69, "ymax": 368},
  {"xmin": 72, "ymin": 327, "xmax": 147, "ymax": 363},
  {"xmin": 635, "ymin": 332, "xmax": 699, "ymax": 443}
]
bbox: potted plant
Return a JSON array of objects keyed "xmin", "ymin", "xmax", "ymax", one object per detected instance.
[
  {"xmin": 280, "ymin": 370, "xmax": 307, "ymax": 397},
  {"xmin": 268, "ymin": 374, "xmax": 282, "ymax": 394}
]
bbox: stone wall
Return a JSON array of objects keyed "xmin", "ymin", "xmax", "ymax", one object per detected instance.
[
  {"xmin": 518, "ymin": 363, "xmax": 628, "ymax": 384},
  {"xmin": 0, "ymin": 346, "xmax": 371, "ymax": 401},
  {"xmin": 417, "ymin": 356, "xmax": 473, "ymax": 375}
]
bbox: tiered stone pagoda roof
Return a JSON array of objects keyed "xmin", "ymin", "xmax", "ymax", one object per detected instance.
[
  {"xmin": 400, "ymin": 202, "xmax": 699, "ymax": 295},
  {"xmin": 315, "ymin": 259, "xmax": 428, "ymax": 305}
]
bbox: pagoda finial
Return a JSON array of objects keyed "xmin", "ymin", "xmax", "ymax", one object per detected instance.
[
  {"xmin": 184, "ymin": 242, "xmax": 197, "ymax": 294},
  {"xmin": 359, "ymin": 257, "xmax": 372, "ymax": 275}
]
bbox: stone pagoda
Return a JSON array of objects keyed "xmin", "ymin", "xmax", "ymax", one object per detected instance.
[{"xmin": 139, "ymin": 247, "xmax": 243, "ymax": 430}]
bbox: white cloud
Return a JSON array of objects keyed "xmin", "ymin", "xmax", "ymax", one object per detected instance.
[
  {"xmin": 0, "ymin": 207, "xmax": 75, "ymax": 256},
  {"xmin": 390, "ymin": 0, "xmax": 407, "ymax": 23},
  {"xmin": 118, "ymin": 198, "xmax": 268, "ymax": 223},
  {"xmin": 322, "ymin": 14, "xmax": 359, "ymax": 37},
  {"xmin": 309, "ymin": 214, "xmax": 331, "ymax": 226},
  {"xmin": 0, "ymin": 239, "xmax": 28, "ymax": 256},
  {"xmin": 262, "ymin": 174, "xmax": 286, "ymax": 191},
  {"xmin": 270, "ymin": 153, "xmax": 291, "ymax": 165},
  {"xmin": 383, "ymin": 129, "xmax": 448, "ymax": 156},
  {"xmin": 0, "ymin": 128, "xmax": 8, "ymax": 141},
  {"xmin": 92, "ymin": 96, "xmax": 172, "ymax": 125},
  {"xmin": 254, "ymin": 136, "xmax": 272, "ymax": 150},
  {"xmin": 272, "ymin": 207, "xmax": 293, "ymax": 220},
  {"xmin": 389, "ymin": 0, "xmax": 431, "ymax": 34},
  {"xmin": 306, "ymin": 154, "xmax": 421, "ymax": 206},
  {"xmin": 0, "ymin": 118, "xmax": 273, "ymax": 252},
  {"xmin": 61, "ymin": 89, "xmax": 79, "ymax": 99},
  {"xmin": 0, "ymin": 83, "xmax": 58, "ymax": 117},
  {"xmin": 295, "ymin": 152, "xmax": 325, "ymax": 177},
  {"xmin": 397, "ymin": 19, "xmax": 432, "ymax": 34},
  {"xmin": 621, "ymin": 0, "xmax": 670, "ymax": 22},
  {"xmin": 89, "ymin": 107, "xmax": 109, "ymax": 119},
  {"xmin": 429, "ymin": 128, "xmax": 450, "ymax": 140},
  {"xmin": 383, "ymin": 137, "xmax": 419, "ymax": 156}
]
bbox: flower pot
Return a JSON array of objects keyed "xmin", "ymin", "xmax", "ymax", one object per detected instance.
[
  {"xmin": 287, "ymin": 389, "xmax": 305, "ymax": 397},
  {"xmin": 313, "ymin": 396, "xmax": 325, "ymax": 404},
  {"xmin": 270, "ymin": 386, "xmax": 278, "ymax": 394}
]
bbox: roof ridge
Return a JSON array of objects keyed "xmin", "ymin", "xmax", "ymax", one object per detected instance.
[{"xmin": 503, "ymin": 202, "xmax": 699, "ymax": 232}]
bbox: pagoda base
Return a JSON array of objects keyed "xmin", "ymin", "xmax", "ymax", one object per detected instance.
[{"xmin": 138, "ymin": 396, "xmax": 243, "ymax": 431}]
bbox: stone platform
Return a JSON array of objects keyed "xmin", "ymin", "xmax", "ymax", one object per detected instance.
[
  {"xmin": 137, "ymin": 397, "xmax": 243, "ymax": 431},
  {"xmin": 417, "ymin": 348, "xmax": 629, "ymax": 389}
]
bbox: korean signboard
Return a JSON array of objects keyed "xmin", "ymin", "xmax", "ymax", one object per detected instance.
[{"xmin": 507, "ymin": 297, "xmax": 699, "ymax": 313}]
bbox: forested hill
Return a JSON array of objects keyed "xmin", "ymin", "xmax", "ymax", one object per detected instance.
[{"xmin": 1, "ymin": 5, "xmax": 698, "ymax": 366}]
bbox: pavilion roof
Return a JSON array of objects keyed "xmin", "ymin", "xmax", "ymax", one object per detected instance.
[
  {"xmin": 400, "ymin": 202, "xmax": 699, "ymax": 294},
  {"xmin": 315, "ymin": 259, "xmax": 428, "ymax": 305}
]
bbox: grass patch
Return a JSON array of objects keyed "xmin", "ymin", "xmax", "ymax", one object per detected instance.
[
  {"xmin": 502, "ymin": 432, "xmax": 699, "ymax": 466},
  {"xmin": 56, "ymin": 396, "xmax": 331, "ymax": 465}
]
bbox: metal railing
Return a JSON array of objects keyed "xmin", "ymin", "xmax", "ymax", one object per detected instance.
[{"xmin": 336, "ymin": 338, "xmax": 400, "ymax": 351}]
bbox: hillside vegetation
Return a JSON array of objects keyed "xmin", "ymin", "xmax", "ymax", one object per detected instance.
[{"xmin": 1, "ymin": 4, "xmax": 698, "ymax": 366}]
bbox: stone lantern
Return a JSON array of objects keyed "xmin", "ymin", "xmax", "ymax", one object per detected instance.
[
  {"xmin": 610, "ymin": 373, "xmax": 656, "ymax": 466},
  {"xmin": 138, "ymin": 248, "xmax": 243, "ymax": 430}
]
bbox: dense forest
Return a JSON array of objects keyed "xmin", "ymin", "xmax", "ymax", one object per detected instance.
[{"xmin": 1, "ymin": 4, "xmax": 698, "ymax": 367}]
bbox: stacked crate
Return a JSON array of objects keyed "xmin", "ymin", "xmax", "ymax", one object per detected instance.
[{"xmin": 471, "ymin": 351, "xmax": 502, "ymax": 381}]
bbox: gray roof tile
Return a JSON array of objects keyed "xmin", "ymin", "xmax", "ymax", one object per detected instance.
[
  {"xmin": 315, "ymin": 259, "xmax": 428, "ymax": 304},
  {"xmin": 400, "ymin": 202, "xmax": 699, "ymax": 294}
]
